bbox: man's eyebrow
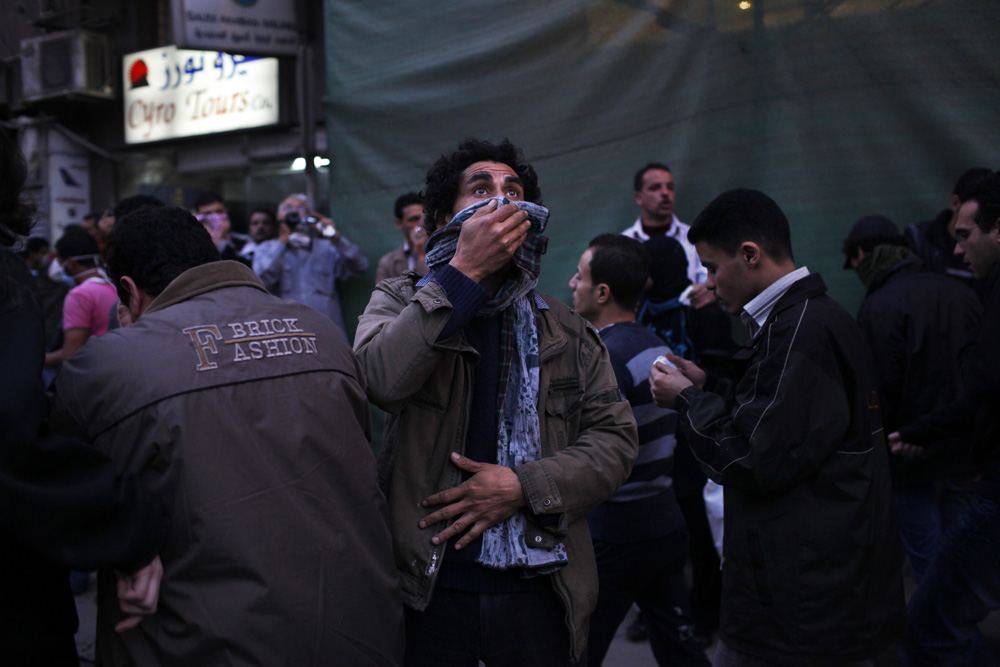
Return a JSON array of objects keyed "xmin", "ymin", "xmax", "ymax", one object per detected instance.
[
  {"xmin": 503, "ymin": 175, "xmax": 523, "ymax": 186},
  {"xmin": 465, "ymin": 172, "xmax": 494, "ymax": 184}
]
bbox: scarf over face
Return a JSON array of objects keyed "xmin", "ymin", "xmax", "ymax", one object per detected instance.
[{"xmin": 424, "ymin": 197, "xmax": 567, "ymax": 573}]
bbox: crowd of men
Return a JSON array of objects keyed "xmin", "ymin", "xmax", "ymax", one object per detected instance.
[{"xmin": 3, "ymin": 123, "xmax": 999, "ymax": 667}]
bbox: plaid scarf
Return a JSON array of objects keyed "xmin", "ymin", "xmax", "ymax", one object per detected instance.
[{"xmin": 425, "ymin": 197, "xmax": 567, "ymax": 572}]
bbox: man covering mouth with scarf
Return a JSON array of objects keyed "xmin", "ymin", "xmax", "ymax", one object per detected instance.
[{"xmin": 354, "ymin": 138, "xmax": 638, "ymax": 667}]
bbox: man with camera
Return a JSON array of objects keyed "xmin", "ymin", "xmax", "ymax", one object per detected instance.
[{"xmin": 253, "ymin": 193, "xmax": 368, "ymax": 335}]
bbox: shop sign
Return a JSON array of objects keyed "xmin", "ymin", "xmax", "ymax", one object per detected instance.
[
  {"xmin": 123, "ymin": 46, "xmax": 279, "ymax": 144},
  {"xmin": 172, "ymin": 0, "xmax": 298, "ymax": 56}
]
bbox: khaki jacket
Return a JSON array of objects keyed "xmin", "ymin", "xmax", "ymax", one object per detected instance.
[
  {"xmin": 54, "ymin": 261, "xmax": 403, "ymax": 666},
  {"xmin": 354, "ymin": 273, "xmax": 638, "ymax": 662}
]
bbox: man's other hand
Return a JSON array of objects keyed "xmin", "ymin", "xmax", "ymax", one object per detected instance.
[
  {"xmin": 448, "ymin": 201, "xmax": 530, "ymax": 284},
  {"xmin": 650, "ymin": 357, "xmax": 697, "ymax": 409},
  {"xmin": 888, "ymin": 431, "xmax": 923, "ymax": 458},
  {"xmin": 114, "ymin": 556, "xmax": 163, "ymax": 632},
  {"xmin": 419, "ymin": 453, "xmax": 526, "ymax": 550}
]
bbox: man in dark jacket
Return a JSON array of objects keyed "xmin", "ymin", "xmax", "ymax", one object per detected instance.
[
  {"xmin": 904, "ymin": 167, "xmax": 992, "ymax": 290},
  {"xmin": 1, "ymin": 126, "xmax": 167, "ymax": 666},
  {"xmin": 893, "ymin": 171, "xmax": 1000, "ymax": 665},
  {"xmin": 843, "ymin": 214, "xmax": 981, "ymax": 582},
  {"xmin": 52, "ymin": 205, "xmax": 403, "ymax": 666},
  {"xmin": 649, "ymin": 189, "xmax": 906, "ymax": 665}
]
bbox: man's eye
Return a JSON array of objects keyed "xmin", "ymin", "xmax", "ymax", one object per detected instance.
[
  {"xmin": 507, "ymin": 188, "xmax": 522, "ymax": 198},
  {"xmin": 473, "ymin": 186, "xmax": 487, "ymax": 195}
]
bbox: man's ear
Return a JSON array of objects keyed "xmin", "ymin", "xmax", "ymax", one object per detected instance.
[
  {"xmin": 119, "ymin": 276, "xmax": 153, "ymax": 321},
  {"xmin": 740, "ymin": 242, "xmax": 762, "ymax": 268},
  {"xmin": 950, "ymin": 194, "xmax": 962, "ymax": 213},
  {"xmin": 633, "ymin": 191, "xmax": 643, "ymax": 207},
  {"xmin": 596, "ymin": 283, "xmax": 611, "ymax": 305}
]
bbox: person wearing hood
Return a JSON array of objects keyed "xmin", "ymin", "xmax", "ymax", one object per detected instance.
[{"xmin": 843, "ymin": 214, "xmax": 981, "ymax": 581}]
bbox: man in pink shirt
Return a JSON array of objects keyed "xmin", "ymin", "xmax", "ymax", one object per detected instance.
[{"xmin": 44, "ymin": 226, "xmax": 117, "ymax": 367}]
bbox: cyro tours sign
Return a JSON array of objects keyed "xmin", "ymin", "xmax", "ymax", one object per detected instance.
[{"xmin": 123, "ymin": 46, "xmax": 279, "ymax": 144}]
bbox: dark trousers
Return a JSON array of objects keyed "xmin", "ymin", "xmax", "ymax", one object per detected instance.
[
  {"xmin": 404, "ymin": 586, "xmax": 582, "ymax": 667},
  {"xmin": 714, "ymin": 640, "xmax": 873, "ymax": 667},
  {"xmin": 901, "ymin": 491, "xmax": 1000, "ymax": 666},
  {"xmin": 678, "ymin": 493, "xmax": 722, "ymax": 630},
  {"xmin": 587, "ymin": 531, "xmax": 711, "ymax": 667}
]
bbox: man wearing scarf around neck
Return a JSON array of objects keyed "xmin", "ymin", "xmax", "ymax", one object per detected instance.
[
  {"xmin": 354, "ymin": 138, "xmax": 638, "ymax": 666},
  {"xmin": 844, "ymin": 215, "xmax": 981, "ymax": 585}
]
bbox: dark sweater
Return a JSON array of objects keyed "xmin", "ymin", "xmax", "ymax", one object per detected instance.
[
  {"xmin": 588, "ymin": 322, "xmax": 685, "ymax": 542},
  {"xmin": 432, "ymin": 266, "xmax": 546, "ymax": 592}
]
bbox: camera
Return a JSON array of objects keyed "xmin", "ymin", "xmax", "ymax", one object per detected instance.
[{"xmin": 285, "ymin": 211, "xmax": 322, "ymax": 250}]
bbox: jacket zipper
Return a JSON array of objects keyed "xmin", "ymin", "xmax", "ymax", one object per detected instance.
[{"xmin": 422, "ymin": 363, "xmax": 472, "ymax": 590}]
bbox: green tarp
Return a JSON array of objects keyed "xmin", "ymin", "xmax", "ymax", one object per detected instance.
[{"xmin": 325, "ymin": 0, "xmax": 1000, "ymax": 339}]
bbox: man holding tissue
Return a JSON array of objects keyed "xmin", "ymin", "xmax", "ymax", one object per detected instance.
[{"xmin": 648, "ymin": 188, "xmax": 905, "ymax": 666}]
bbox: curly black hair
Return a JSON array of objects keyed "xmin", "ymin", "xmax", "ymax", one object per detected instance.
[
  {"xmin": 0, "ymin": 127, "xmax": 37, "ymax": 246},
  {"xmin": 107, "ymin": 205, "xmax": 220, "ymax": 303},
  {"xmin": 421, "ymin": 138, "xmax": 541, "ymax": 231}
]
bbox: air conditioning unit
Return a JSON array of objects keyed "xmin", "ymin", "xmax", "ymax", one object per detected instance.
[{"xmin": 20, "ymin": 29, "xmax": 114, "ymax": 102}]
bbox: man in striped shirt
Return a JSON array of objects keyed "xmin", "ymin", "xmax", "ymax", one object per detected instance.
[{"xmin": 570, "ymin": 234, "xmax": 709, "ymax": 667}]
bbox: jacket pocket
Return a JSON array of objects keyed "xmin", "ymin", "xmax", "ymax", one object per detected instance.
[{"xmin": 544, "ymin": 378, "xmax": 583, "ymax": 419}]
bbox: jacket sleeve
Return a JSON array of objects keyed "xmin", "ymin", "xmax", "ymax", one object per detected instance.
[
  {"xmin": 962, "ymin": 275, "xmax": 1000, "ymax": 399},
  {"xmin": 332, "ymin": 236, "xmax": 369, "ymax": 282},
  {"xmin": 354, "ymin": 277, "xmax": 465, "ymax": 413},
  {"xmin": 514, "ymin": 322, "xmax": 638, "ymax": 523},
  {"xmin": 857, "ymin": 300, "xmax": 906, "ymax": 431},
  {"xmin": 252, "ymin": 239, "xmax": 286, "ymax": 292},
  {"xmin": 1, "ymin": 262, "xmax": 168, "ymax": 574},
  {"xmin": 675, "ymin": 309, "xmax": 852, "ymax": 497}
]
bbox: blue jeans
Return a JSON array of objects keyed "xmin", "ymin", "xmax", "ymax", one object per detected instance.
[
  {"xmin": 893, "ymin": 483, "xmax": 943, "ymax": 583},
  {"xmin": 901, "ymin": 492, "xmax": 1000, "ymax": 666}
]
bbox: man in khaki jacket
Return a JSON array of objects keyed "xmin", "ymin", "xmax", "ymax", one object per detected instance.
[
  {"xmin": 354, "ymin": 138, "xmax": 638, "ymax": 666},
  {"xmin": 53, "ymin": 205, "xmax": 403, "ymax": 666}
]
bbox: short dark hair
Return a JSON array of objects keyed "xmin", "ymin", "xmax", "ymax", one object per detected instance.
[
  {"xmin": 0, "ymin": 127, "xmax": 36, "ymax": 246},
  {"xmin": 633, "ymin": 162, "xmax": 672, "ymax": 192},
  {"xmin": 587, "ymin": 233, "xmax": 650, "ymax": 311},
  {"xmin": 113, "ymin": 194, "xmax": 165, "ymax": 220},
  {"xmin": 688, "ymin": 188, "xmax": 794, "ymax": 262},
  {"xmin": 25, "ymin": 236, "xmax": 49, "ymax": 254},
  {"xmin": 193, "ymin": 191, "xmax": 225, "ymax": 211},
  {"xmin": 55, "ymin": 225, "xmax": 100, "ymax": 265},
  {"xmin": 967, "ymin": 171, "xmax": 1000, "ymax": 233},
  {"xmin": 953, "ymin": 168, "xmax": 993, "ymax": 202},
  {"xmin": 644, "ymin": 235, "xmax": 690, "ymax": 302},
  {"xmin": 250, "ymin": 206, "xmax": 275, "ymax": 220},
  {"xmin": 422, "ymin": 138, "xmax": 541, "ymax": 231},
  {"xmin": 394, "ymin": 192, "xmax": 422, "ymax": 219},
  {"xmin": 107, "ymin": 205, "xmax": 220, "ymax": 303}
]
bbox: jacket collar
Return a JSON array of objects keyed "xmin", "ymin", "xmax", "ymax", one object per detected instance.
[
  {"xmin": 766, "ymin": 272, "xmax": 828, "ymax": 324},
  {"xmin": 732, "ymin": 273, "xmax": 828, "ymax": 363},
  {"xmin": 741, "ymin": 266, "xmax": 810, "ymax": 338},
  {"xmin": 868, "ymin": 256, "xmax": 923, "ymax": 294},
  {"xmin": 145, "ymin": 261, "xmax": 267, "ymax": 315}
]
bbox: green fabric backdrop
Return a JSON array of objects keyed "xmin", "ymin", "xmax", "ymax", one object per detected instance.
[{"xmin": 324, "ymin": 0, "xmax": 1000, "ymax": 342}]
